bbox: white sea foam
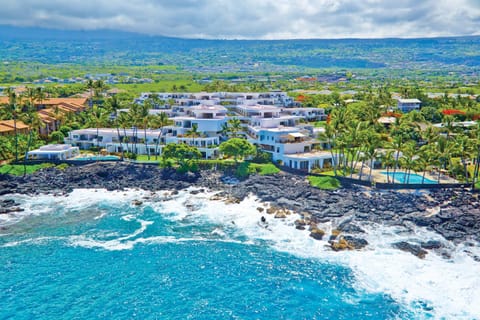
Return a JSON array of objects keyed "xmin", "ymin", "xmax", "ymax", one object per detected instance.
[
  {"xmin": 151, "ymin": 188, "xmax": 480, "ymax": 319},
  {"xmin": 3, "ymin": 187, "xmax": 479, "ymax": 319}
]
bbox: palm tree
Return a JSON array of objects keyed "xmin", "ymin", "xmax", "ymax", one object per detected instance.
[
  {"xmin": 86, "ymin": 79, "xmax": 95, "ymax": 106},
  {"xmin": 87, "ymin": 105, "xmax": 109, "ymax": 152},
  {"xmin": 380, "ymin": 149, "xmax": 395, "ymax": 183},
  {"xmin": 138, "ymin": 104, "xmax": 151, "ymax": 160},
  {"xmin": 400, "ymin": 141, "xmax": 416, "ymax": 184},
  {"xmin": 93, "ymin": 80, "xmax": 106, "ymax": 101},
  {"xmin": 128, "ymin": 104, "xmax": 142, "ymax": 155},
  {"xmin": 186, "ymin": 123, "xmax": 200, "ymax": 147},
  {"xmin": 21, "ymin": 103, "xmax": 45, "ymax": 175},
  {"xmin": 152, "ymin": 112, "xmax": 171, "ymax": 160},
  {"xmin": 227, "ymin": 118, "xmax": 242, "ymax": 138},
  {"xmin": 388, "ymin": 135, "xmax": 405, "ymax": 184},
  {"xmin": 318, "ymin": 123, "xmax": 338, "ymax": 176},
  {"xmin": 455, "ymin": 134, "xmax": 474, "ymax": 183},
  {"xmin": 471, "ymin": 123, "xmax": 480, "ymax": 188},
  {"xmin": 105, "ymin": 95, "xmax": 123, "ymax": 114},
  {"xmin": 220, "ymin": 122, "xmax": 230, "ymax": 140},
  {"xmin": 116, "ymin": 111, "xmax": 131, "ymax": 157},
  {"xmin": 4, "ymin": 87, "xmax": 22, "ymax": 162},
  {"xmin": 435, "ymin": 136, "xmax": 453, "ymax": 183},
  {"xmin": 417, "ymin": 145, "xmax": 433, "ymax": 184},
  {"xmin": 442, "ymin": 115, "xmax": 456, "ymax": 139}
]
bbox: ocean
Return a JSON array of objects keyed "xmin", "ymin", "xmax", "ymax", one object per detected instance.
[{"xmin": 0, "ymin": 188, "xmax": 478, "ymax": 319}]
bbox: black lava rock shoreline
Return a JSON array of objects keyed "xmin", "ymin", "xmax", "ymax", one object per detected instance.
[{"xmin": 1, "ymin": 162, "xmax": 479, "ymax": 258}]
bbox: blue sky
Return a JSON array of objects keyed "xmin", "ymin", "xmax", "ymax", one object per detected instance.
[{"xmin": 1, "ymin": 0, "xmax": 479, "ymax": 39}]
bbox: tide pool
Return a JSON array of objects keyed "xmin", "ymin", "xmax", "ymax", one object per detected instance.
[{"xmin": 0, "ymin": 189, "xmax": 478, "ymax": 319}]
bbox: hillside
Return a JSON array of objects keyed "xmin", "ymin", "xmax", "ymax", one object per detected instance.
[{"xmin": 1, "ymin": 25, "xmax": 479, "ymax": 74}]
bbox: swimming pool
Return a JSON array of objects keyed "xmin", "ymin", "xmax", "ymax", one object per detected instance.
[
  {"xmin": 381, "ymin": 171, "xmax": 438, "ymax": 184},
  {"xmin": 74, "ymin": 156, "xmax": 120, "ymax": 161}
]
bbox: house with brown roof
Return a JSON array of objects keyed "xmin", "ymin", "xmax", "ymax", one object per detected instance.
[
  {"xmin": 0, "ymin": 97, "xmax": 88, "ymax": 136},
  {"xmin": 0, "ymin": 120, "xmax": 30, "ymax": 136}
]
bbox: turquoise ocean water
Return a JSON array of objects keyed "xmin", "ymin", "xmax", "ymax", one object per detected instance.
[{"xmin": 0, "ymin": 189, "xmax": 478, "ymax": 319}]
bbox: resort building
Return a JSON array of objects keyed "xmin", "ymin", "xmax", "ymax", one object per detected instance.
[
  {"xmin": 0, "ymin": 120, "xmax": 30, "ymax": 136},
  {"xmin": 397, "ymin": 98, "xmax": 421, "ymax": 113},
  {"xmin": 247, "ymin": 126, "xmax": 336, "ymax": 172},
  {"xmin": 172, "ymin": 104, "xmax": 228, "ymax": 137},
  {"xmin": 65, "ymin": 127, "xmax": 220, "ymax": 159},
  {"xmin": 134, "ymin": 91, "xmax": 294, "ymax": 108},
  {"xmin": 64, "ymin": 92, "xmax": 328, "ymax": 169},
  {"xmin": 0, "ymin": 97, "xmax": 88, "ymax": 136},
  {"xmin": 26, "ymin": 144, "xmax": 79, "ymax": 161}
]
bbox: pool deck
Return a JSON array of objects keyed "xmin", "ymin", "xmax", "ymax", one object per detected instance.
[{"xmin": 353, "ymin": 168, "xmax": 458, "ymax": 184}]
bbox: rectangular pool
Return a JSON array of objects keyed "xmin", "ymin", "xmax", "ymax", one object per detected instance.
[{"xmin": 381, "ymin": 172, "xmax": 438, "ymax": 184}]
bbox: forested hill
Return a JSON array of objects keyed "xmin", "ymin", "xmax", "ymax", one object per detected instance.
[{"xmin": 1, "ymin": 25, "xmax": 479, "ymax": 72}]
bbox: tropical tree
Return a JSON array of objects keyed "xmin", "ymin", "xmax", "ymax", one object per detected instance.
[
  {"xmin": 86, "ymin": 79, "xmax": 95, "ymax": 105},
  {"xmin": 116, "ymin": 111, "xmax": 132, "ymax": 156},
  {"xmin": 435, "ymin": 136, "xmax": 454, "ymax": 183},
  {"xmin": 219, "ymin": 138, "xmax": 256, "ymax": 162},
  {"xmin": 388, "ymin": 135, "xmax": 405, "ymax": 184},
  {"xmin": 400, "ymin": 141, "xmax": 417, "ymax": 183},
  {"xmin": 105, "ymin": 95, "xmax": 123, "ymax": 114},
  {"xmin": 318, "ymin": 123, "xmax": 338, "ymax": 175},
  {"xmin": 21, "ymin": 103, "xmax": 45, "ymax": 175},
  {"xmin": 380, "ymin": 149, "xmax": 395, "ymax": 183},
  {"xmin": 128, "ymin": 103, "xmax": 142, "ymax": 154},
  {"xmin": 4, "ymin": 88, "xmax": 22, "ymax": 161},
  {"xmin": 152, "ymin": 112, "xmax": 171, "ymax": 160},
  {"xmin": 186, "ymin": 123, "xmax": 200, "ymax": 147},
  {"xmin": 454, "ymin": 134, "xmax": 474, "ymax": 183},
  {"xmin": 226, "ymin": 118, "xmax": 242, "ymax": 138},
  {"xmin": 137, "ymin": 104, "xmax": 152, "ymax": 159},
  {"xmin": 162, "ymin": 143, "xmax": 201, "ymax": 172},
  {"xmin": 87, "ymin": 105, "xmax": 110, "ymax": 150}
]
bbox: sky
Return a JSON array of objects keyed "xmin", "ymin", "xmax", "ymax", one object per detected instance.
[{"xmin": 1, "ymin": 0, "xmax": 480, "ymax": 39}]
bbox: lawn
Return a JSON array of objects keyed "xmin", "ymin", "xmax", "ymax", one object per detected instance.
[
  {"xmin": 0, "ymin": 163, "xmax": 55, "ymax": 176},
  {"xmin": 307, "ymin": 175, "xmax": 341, "ymax": 190},
  {"xmin": 249, "ymin": 163, "xmax": 280, "ymax": 175}
]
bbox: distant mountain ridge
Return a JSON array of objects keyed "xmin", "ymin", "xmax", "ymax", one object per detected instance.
[{"xmin": 1, "ymin": 25, "xmax": 479, "ymax": 72}]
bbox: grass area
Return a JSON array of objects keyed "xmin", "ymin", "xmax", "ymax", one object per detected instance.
[
  {"xmin": 115, "ymin": 79, "xmax": 203, "ymax": 95},
  {"xmin": 307, "ymin": 175, "xmax": 341, "ymax": 190},
  {"xmin": 0, "ymin": 163, "xmax": 55, "ymax": 176},
  {"xmin": 236, "ymin": 161, "xmax": 280, "ymax": 178},
  {"xmin": 313, "ymin": 169, "xmax": 352, "ymax": 177},
  {"xmin": 134, "ymin": 155, "xmax": 162, "ymax": 162},
  {"xmin": 249, "ymin": 163, "xmax": 280, "ymax": 175}
]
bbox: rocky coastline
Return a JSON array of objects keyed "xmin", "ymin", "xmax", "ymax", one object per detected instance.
[{"xmin": 1, "ymin": 162, "xmax": 479, "ymax": 259}]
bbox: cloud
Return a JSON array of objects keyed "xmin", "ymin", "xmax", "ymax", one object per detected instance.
[{"xmin": 0, "ymin": 0, "xmax": 479, "ymax": 39}]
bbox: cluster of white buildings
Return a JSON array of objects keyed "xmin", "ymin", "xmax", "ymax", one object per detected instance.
[{"xmin": 65, "ymin": 91, "xmax": 335, "ymax": 172}]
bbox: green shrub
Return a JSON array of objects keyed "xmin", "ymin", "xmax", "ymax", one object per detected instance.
[
  {"xmin": 59, "ymin": 125, "xmax": 72, "ymax": 137},
  {"xmin": 49, "ymin": 131, "xmax": 66, "ymax": 143},
  {"xmin": 56, "ymin": 163, "xmax": 69, "ymax": 171},
  {"xmin": 307, "ymin": 175, "xmax": 341, "ymax": 190},
  {"xmin": 251, "ymin": 149, "xmax": 272, "ymax": 164},
  {"xmin": 124, "ymin": 152, "xmax": 137, "ymax": 160},
  {"xmin": 235, "ymin": 162, "xmax": 251, "ymax": 178}
]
